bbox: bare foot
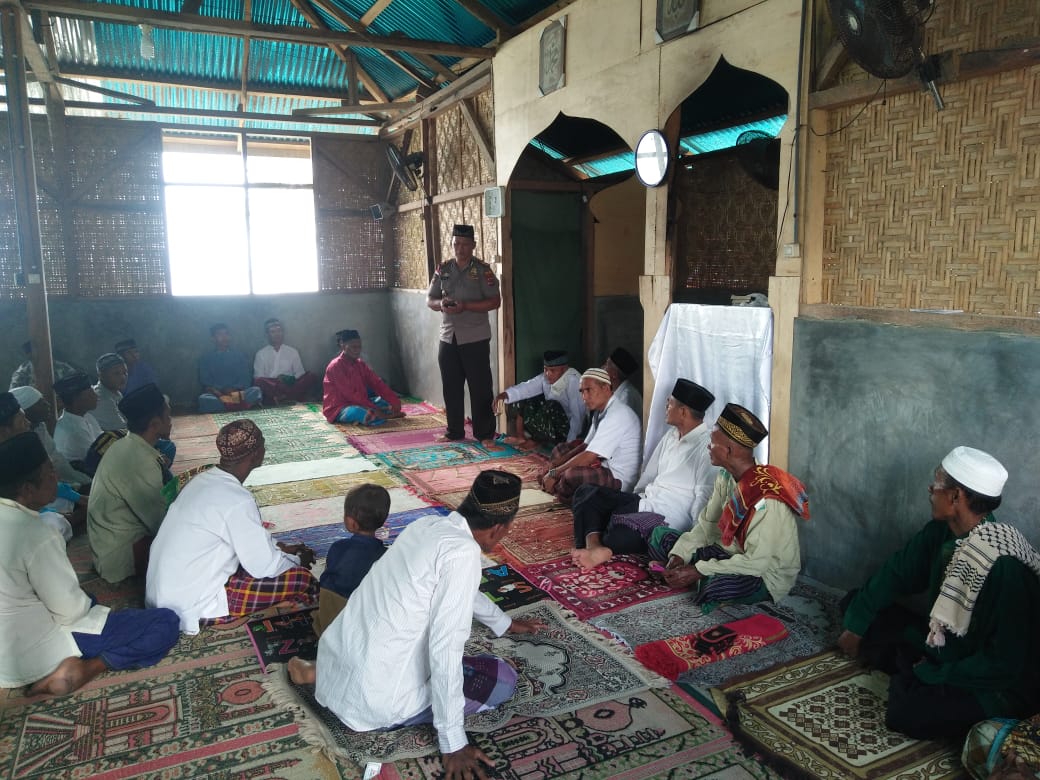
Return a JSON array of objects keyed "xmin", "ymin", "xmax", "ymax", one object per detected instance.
[
  {"xmin": 436, "ymin": 434, "xmax": 465, "ymax": 443},
  {"xmin": 502, "ymin": 436, "xmax": 525, "ymax": 447},
  {"xmin": 288, "ymin": 657, "xmax": 317, "ymax": 685},
  {"xmin": 480, "ymin": 439, "xmax": 504, "ymax": 452},
  {"xmin": 572, "ymin": 546, "xmax": 613, "ymax": 570},
  {"xmin": 28, "ymin": 656, "xmax": 106, "ymax": 697},
  {"xmin": 387, "ymin": 411, "xmax": 406, "ymax": 419}
]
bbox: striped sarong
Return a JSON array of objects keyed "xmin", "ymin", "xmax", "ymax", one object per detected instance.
[{"xmin": 691, "ymin": 544, "xmax": 769, "ymax": 610}]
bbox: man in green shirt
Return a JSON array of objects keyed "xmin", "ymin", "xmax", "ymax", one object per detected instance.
[{"xmin": 838, "ymin": 446, "xmax": 1040, "ymax": 739}]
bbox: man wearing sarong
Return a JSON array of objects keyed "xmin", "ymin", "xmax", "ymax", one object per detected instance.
[
  {"xmin": 197, "ymin": 323, "xmax": 262, "ymax": 412},
  {"xmin": 87, "ymin": 384, "xmax": 173, "ymax": 582},
  {"xmin": 253, "ymin": 317, "xmax": 319, "ymax": 405},
  {"xmin": 146, "ymin": 420, "xmax": 317, "ymax": 634},
  {"xmin": 287, "ymin": 470, "xmax": 544, "ymax": 780},
  {"xmin": 838, "ymin": 446, "xmax": 1040, "ymax": 740},
  {"xmin": 321, "ymin": 329, "xmax": 403, "ymax": 425},
  {"xmin": 0, "ymin": 432, "xmax": 179, "ymax": 696},
  {"xmin": 659, "ymin": 403, "xmax": 809, "ymax": 612},
  {"xmin": 539, "ymin": 367, "xmax": 641, "ymax": 505},
  {"xmin": 570, "ymin": 378, "xmax": 717, "ymax": 569},
  {"xmin": 494, "ymin": 350, "xmax": 583, "ymax": 449}
]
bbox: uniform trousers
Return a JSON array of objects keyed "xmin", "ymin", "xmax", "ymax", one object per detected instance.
[{"xmin": 438, "ymin": 336, "xmax": 495, "ymax": 441}]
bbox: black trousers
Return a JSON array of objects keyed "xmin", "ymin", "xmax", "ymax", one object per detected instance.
[
  {"xmin": 571, "ymin": 484, "xmax": 645, "ymax": 552},
  {"xmin": 438, "ymin": 336, "xmax": 495, "ymax": 440},
  {"xmin": 839, "ymin": 592, "xmax": 986, "ymax": 740}
]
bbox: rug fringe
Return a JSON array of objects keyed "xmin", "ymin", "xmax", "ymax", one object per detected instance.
[{"xmin": 261, "ymin": 663, "xmax": 345, "ymax": 762}]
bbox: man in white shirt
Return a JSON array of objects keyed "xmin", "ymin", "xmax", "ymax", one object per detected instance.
[
  {"xmin": 253, "ymin": 318, "xmax": 319, "ymax": 405},
  {"xmin": 146, "ymin": 419, "xmax": 317, "ymax": 634},
  {"xmin": 11, "ymin": 385, "xmax": 91, "ymax": 488},
  {"xmin": 570, "ymin": 378, "xmax": 717, "ymax": 569},
  {"xmin": 91, "ymin": 353, "xmax": 129, "ymax": 432},
  {"xmin": 493, "ymin": 350, "xmax": 583, "ymax": 449},
  {"xmin": 539, "ymin": 368, "xmax": 641, "ymax": 505},
  {"xmin": 287, "ymin": 470, "xmax": 544, "ymax": 780},
  {"xmin": 53, "ymin": 373, "xmax": 103, "ymax": 468},
  {"xmin": 605, "ymin": 347, "xmax": 643, "ymax": 422},
  {"xmin": 0, "ymin": 432, "xmax": 179, "ymax": 695}
]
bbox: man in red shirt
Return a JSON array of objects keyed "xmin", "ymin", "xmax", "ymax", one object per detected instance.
[{"xmin": 322, "ymin": 330, "xmax": 404, "ymax": 426}]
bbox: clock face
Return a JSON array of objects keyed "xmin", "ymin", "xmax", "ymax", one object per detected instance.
[{"xmin": 635, "ymin": 130, "xmax": 670, "ymax": 187}]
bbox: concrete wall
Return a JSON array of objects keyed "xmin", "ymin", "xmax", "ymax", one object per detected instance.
[
  {"xmin": 0, "ymin": 292, "xmax": 402, "ymax": 409},
  {"xmin": 790, "ymin": 316, "xmax": 1040, "ymax": 591}
]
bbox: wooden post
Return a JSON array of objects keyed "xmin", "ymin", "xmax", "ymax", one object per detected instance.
[{"xmin": 421, "ymin": 117, "xmax": 439, "ymax": 278}]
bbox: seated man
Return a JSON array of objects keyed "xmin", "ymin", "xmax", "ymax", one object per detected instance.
[
  {"xmin": 322, "ymin": 329, "xmax": 403, "ymax": 425},
  {"xmin": 146, "ymin": 420, "xmax": 318, "ymax": 634},
  {"xmin": 571, "ymin": 378, "xmax": 716, "ymax": 569},
  {"xmin": 87, "ymin": 384, "xmax": 172, "ymax": 583},
  {"xmin": 115, "ymin": 338, "xmax": 159, "ymax": 395},
  {"xmin": 314, "ymin": 483, "xmax": 392, "ymax": 636},
  {"xmin": 0, "ymin": 432, "xmax": 179, "ymax": 696},
  {"xmin": 837, "ymin": 446, "xmax": 1040, "ymax": 740},
  {"xmin": 198, "ymin": 323, "xmax": 262, "ymax": 413},
  {"xmin": 604, "ymin": 347, "xmax": 643, "ymax": 421},
  {"xmin": 11, "ymin": 385, "xmax": 90, "ymax": 488},
  {"xmin": 92, "ymin": 352, "xmax": 129, "ymax": 432},
  {"xmin": 9, "ymin": 340, "xmax": 79, "ymax": 390},
  {"xmin": 253, "ymin": 317, "xmax": 319, "ymax": 405},
  {"xmin": 493, "ymin": 350, "xmax": 583, "ymax": 449},
  {"xmin": 53, "ymin": 372, "xmax": 103, "ymax": 468},
  {"xmin": 539, "ymin": 368, "xmax": 641, "ymax": 505},
  {"xmin": 660, "ymin": 403, "xmax": 809, "ymax": 612},
  {"xmin": 288, "ymin": 471, "xmax": 544, "ymax": 780}
]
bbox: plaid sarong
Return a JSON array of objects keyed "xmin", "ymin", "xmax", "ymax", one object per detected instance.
[
  {"xmin": 555, "ymin": 465, "xmax": 620, "ymax": 505},
  {"xmin": 222, "ymin": 566, "xmax": 319, "ymax": 617},
  {"xmin": 397, "ymin": 654, "xmax": 518, "ymax": 725}
]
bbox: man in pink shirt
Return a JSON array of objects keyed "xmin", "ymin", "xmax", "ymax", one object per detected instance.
[{"xmin": 322, "ymin": 330, "xmax": 404, "ymax": 426}]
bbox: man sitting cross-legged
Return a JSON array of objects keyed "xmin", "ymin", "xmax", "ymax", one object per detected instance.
[
  {"xmin": 288, "ymin": 470, "xmax": 545, "ymax": 780},
  {"xmin": 146, "ymin": 420, "xmax": 318, "ymax": 634},
  {"xmin": 0, "ymin": 432, "xmax": 179, "ymax": 697},
  {"xmin": 253, "ymin": 317, "xmax": 319, "ymax": 405},
  {"xmin": 53, "ymin": 372, "xmax": 102, "ymax": 469},
  {"xmin": 198, "ymin": 323, "xmax": 262, "ymax": 413},
  {"xmin": 659, "ymin": 403, "xmax": 810, "ymax": 612},
  {"xmin": 539, "ymin": 367, "xmax": 641, "ymax": 505},
  {"xmin": 570, "ymin": 378, "xmax": 717, "ymax": 570},
  {"xmin": 493, "ymin": 350, "xmax": 583, "ymax": 450},
  {"xmin": 322, "ymin": 329, "xmax": 404, "ymax": 426}
]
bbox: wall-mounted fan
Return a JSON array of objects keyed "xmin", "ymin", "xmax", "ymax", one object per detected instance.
[
  {"xmin": 386, "ymin": 144, "xmax": 425, "ymax": 192},
  {"xmin": 735, "ymin": 130, "xmax": 781, "ymax": 191},
  {"xmin": 828, "ymin": 0, "xmax": 944, "ymax": 109}
]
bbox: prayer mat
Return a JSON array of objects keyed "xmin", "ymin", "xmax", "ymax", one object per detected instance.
[
  {"xmin": 713, "ymin": 650, "xmax": 963, "ymax": 780},
  {"xmin": 212, "ymin": 404, "xmax": 328, "ymax": 427},
  {"xmin": 373, "ymin": 440, "xmax": 519, "ymax": 471},
  {"xmin": 634, "ymin": 614, "xmax": 789, "ymax": 681},
  {"xmin": 250, "ymin": 469, "xmax": 403, "ymax": 507},
  {"xmin": 522, "ymin": 554, "xmax": 675, "ymax": 621},
  {"xmin": 348, "ymin": 427, "xmax": 454, "ymax": 455},
  {"xmin": 591, "ymin": 578, "xmax": 845, "ymax": 690},
  {"xmin": 272, "ymin": 505, "xmax": 451, "ymax": 558},
  {"xmin": 405, "ymin": 453, "xmax": 550, "ymax": 495},
  {"xmin": 171, "ymin": 455, "xmax": 220, "ymax": 476},
  {"xmin": 495, "ymin": 508, "xmax": 575, "ymax": 567},
  {"xmin": 244, "ymin": 455, "xmax": 377, "ymax": 487},
  {"xmin": 261, "ymin": 488, "xmax": 436, "ymax": 535},
  {"xmin": 260, "ymin": 442, "xmax": 359, "ymax": 465},
  {"xmin": 400, "ymin": 400, "xmax": 440, "ymax": 416},
  {"xmin": 439, "ymin": 486, "xmax": 557, "ymax": 513},
  {"xmin": 480, "ymin": 563, "xmax": 550, "ymax": 612},
  {"xmin": 0, "ymin": 627, "xmax": 339, "ymax": 779},
  {"xmin": 170, "ymin": 413, "xmax": 219, "ymax": 438},
  {"xmin": 170, "ymin": 435, "xmax": 219, "ymax": 461},
  {"xmin": 264, "ymin": 600, "xmax": 668, "ymax": 765},
  {"xmin": 335, "ymin": 412, "xmax": 447, "ymax": 436},
  {"xmin": 246, "ymin": 608, "xmax": 318, "ymax": 673},
  {"xmin": 66, "ymin": 534, "xmax": 145, "ymax": 610}
]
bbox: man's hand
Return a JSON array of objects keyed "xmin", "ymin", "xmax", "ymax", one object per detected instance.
[
  {"xmin": 836, "ymin": 630, "xmax": 862, "ymax": 659},
  {"xmin": 441, "ymin": 745, "xmax": 494, "ymax": 780},
  {"xmin": 492, "ymin": 392, "xmax": 508, "ymax": 414},
  {"xmin": 508, "ymin": 618, "xmax": 546, "ymax": 634},
  {"xmin": 665, "ymin": 555, "xmax": 685, "ymax": 570},
  {"xmin": 662, "ymin": 564, "xmax": 702, "ymax": 589},
  {"xmin": 278, "ymin": 542, "xmax": 316, "ymax": 569}
]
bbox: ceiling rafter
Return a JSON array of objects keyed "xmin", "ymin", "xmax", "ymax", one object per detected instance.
[
  {"xmin": 452, "ymin": 0, "xmax": 516, "ymax": 42},
  {"xmin": 360, "ymin": 0, "xmax": 394, "ymax": 26}
]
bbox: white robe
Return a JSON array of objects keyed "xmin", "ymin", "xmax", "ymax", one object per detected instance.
[
  {"xmin": 54, "ymin": 410, "xmax": 103, "ymax": 463},
  {"xmin": 634, "ymin": 423, "xmax": 716, "ymax": 531},
  {"xmin": 253, "ymin": 344, "xmax": 306, "ymax": 380}
]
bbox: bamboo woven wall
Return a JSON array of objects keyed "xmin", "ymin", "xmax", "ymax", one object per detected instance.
[{"xmin": 821, "ymin": 0, "xmax": 1040, "ymax": 315}]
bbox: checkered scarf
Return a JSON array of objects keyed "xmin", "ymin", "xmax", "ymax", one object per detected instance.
[{"xmin": 927, "ymin": 521, "xmax": 1040, "ymax": 647}]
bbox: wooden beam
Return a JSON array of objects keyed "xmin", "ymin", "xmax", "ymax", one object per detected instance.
[
  {"xmin": 514, "ymin": 0, "xmax": 578, "ymax": 34},
  {"xmin": 459, "ymin": 97, "xmax": 494, "ymax": 170},
  {"xmin": 238, "ymin": 0, "xmax": 251, "ymax": 112},
  {"xmin": 809, "ymin": 41, "xmax": 1040, "ymax": 110},
  {"xmin": 395, "ymin": 182, "xmax": 487, "ymax": 212},
  {"xmin": 815, "ymin": 39, "xmax": 848, "ymax": 91},
  {"xmin": 386, "ymin": 127, "xmax": 412, "ymax": 204},
  {"xmin": 381, "ymin": 61, "xmax": 492, "ymax": 136},
  {"xmin": 412, "ymin": 52, "xmax": 457, "ymax": 83},
  {"xmin": 361, "ymin": 0, "xmax": 394, "ymax": 27},
  {"xmin": 294, "ymin": 100, "xmax": 414, "ymax": 115},
  {"xmin": 421, "ymin": 117, "xmax": 439, "ymax": 277},
  {"xmin": 346, "ymin": 50, "xmax": 358, "ymax": 105},
  {"xmin": 22, "ymin": 0, "xmax": 495, "ymax": 58},
  {"xmin": 452, "ymin": 0, "xmax": 516, "ymax": 41},
  {"xmin": 51, "ymin": 75, "xmax": 155, "ymax": 104}
]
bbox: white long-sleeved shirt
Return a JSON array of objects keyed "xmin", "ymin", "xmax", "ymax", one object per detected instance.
[
  {"xmin": 0, "ymin": 498, "xmax": 108, "ymax": 687},
  {"xmin": 504, "ymin": 367, "xmax": 584, "ymax": 440},
  {"xmin": 253, "ymin": 344, "xmax": 306, "ymax": 380},
  {"xmin": 54, "ymin": 410, "xmax": 103, "ymax": 463},
  {"xmin": 315, "ymin": 512, "xmax": 511, "ymax": 754},
  {"xmin": 34, "ymin": 422, "xmax": 91, "ymax": 487},
  {"xmin": 633, "ymin": 423, "xmax": 716, "ymax": 531},
  {"xmin": 669, "ymin": 469, "xmax": 801, "ymax": 602},
  {"xmin": 614, "ymin": 379, "xmax": 643, "ymax": 421},
  {"xmin": 145, "ymin": 467, "xmax": 300, "ymax": 633},
  {"xmin": 584, "ymin": 395, "xmax": 642, "ymax": 491},
  {"xmin": 91, "ymin": 383, "xmax": 127, "ymax": 432}
]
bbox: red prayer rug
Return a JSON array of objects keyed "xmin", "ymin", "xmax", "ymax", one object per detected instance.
[
  {"xmin": 404, "ymin": 453, "xmax": 550, "ymax": 495},
  {"xmin": 522, "ymin": 554, "xmax": 675, "ymax": 620},
  {"xmin": 634, "ymin": 614, "xmax": 789, "ymax": 680},
  {"xmin": 495, "ymin": 509, "xmax": 575, "ymax": 567}
]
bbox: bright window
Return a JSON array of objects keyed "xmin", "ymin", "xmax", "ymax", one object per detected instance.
[{"xmin": 163, "ymin": 136, "xmax": 318, "ymax": 296}]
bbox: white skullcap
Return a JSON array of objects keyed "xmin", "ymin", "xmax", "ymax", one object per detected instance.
[
  {"xmin": 10, "ymin": 385, "xmax": 43, "ymax": 409},
  {"xmin": 580, "ymin": 367, "xmax": 611, "ymax": 386},
  {"xmin": 942, "ymin": 446, "xmax": 1008, "ymax": 498}
]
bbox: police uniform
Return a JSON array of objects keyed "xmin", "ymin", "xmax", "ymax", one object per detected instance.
[{"xmin": 427, "ymin": 236, "xmax": 500, "ymax": 441}]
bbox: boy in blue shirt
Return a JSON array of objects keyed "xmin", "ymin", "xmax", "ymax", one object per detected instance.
[{"xmin": 315, "ymin": 484, "xmax": 391, "ymax": 635}]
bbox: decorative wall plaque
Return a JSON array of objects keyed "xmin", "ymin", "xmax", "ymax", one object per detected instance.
[
  {"xmin": 539, "ymin": 18, "xmax": 566, "ymax": 96},
  {"xmin": 656, "ymin": 0, "xmax": 700, "ymax": 43}
]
